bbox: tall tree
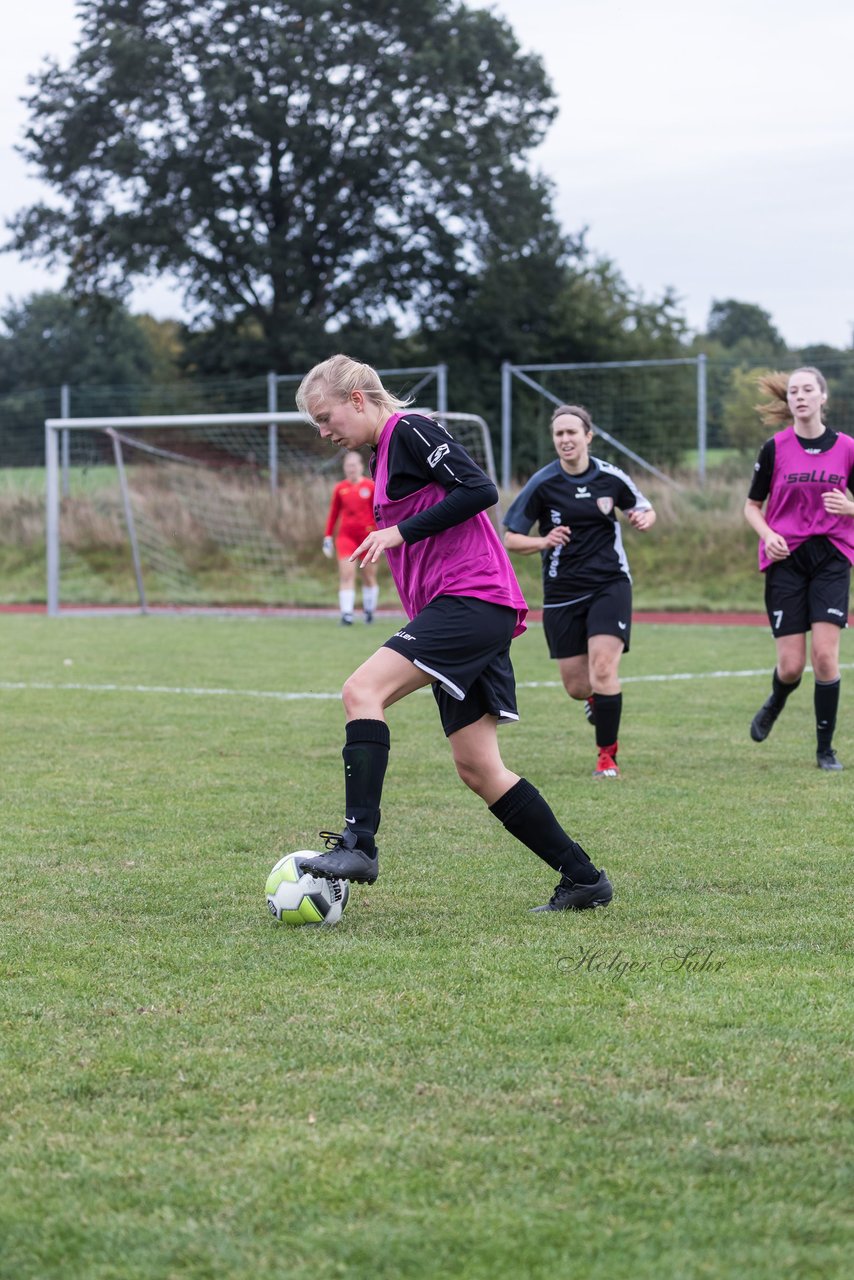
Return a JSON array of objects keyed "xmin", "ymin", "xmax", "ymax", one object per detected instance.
[
  {"xmin": 706, "ymin": 299, "xmax": 787, "ymax": 354},
  {"xmin": 9, "ymin": 0, "xmax": 562, "ymax": 367},
  {"xmin": 425, "ymin": 239, "xmax": 689, "ymax": 471},
  {"xmin": 0, "ymin": 291, "xmax": 164, "ymax": 393},
  {"xmin": 0, "ymin": 291, "xmax": 177, "ymax": 465}
]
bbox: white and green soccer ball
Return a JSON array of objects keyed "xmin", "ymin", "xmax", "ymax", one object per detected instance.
[{"xmin": 265, "ymin": 852, "xmax": 350, "ymax": 926}]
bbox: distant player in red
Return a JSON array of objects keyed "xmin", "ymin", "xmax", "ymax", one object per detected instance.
[{"xmin": 323, "ymin": 450, "xmax": 379, "ymax": 624}]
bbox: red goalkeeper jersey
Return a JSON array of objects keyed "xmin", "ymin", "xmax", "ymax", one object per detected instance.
[{"xmin": 325, "ymin": 476, "xmax": 376, "ymax": 550}]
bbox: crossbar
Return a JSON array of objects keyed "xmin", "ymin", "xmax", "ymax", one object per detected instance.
[{"xmin": 45, "ymin": 412, "xmax": 310, "ymax": 431}]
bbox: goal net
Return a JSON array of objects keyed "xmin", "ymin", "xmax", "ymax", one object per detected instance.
[{"xmin": 45, "ymin": 410, "xmax": 498, "ymax": 614}]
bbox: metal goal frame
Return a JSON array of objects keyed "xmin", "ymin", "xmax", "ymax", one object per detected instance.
[{"xmin": 44, "ymin": 409, "xmax": 497, "ymax": 616}]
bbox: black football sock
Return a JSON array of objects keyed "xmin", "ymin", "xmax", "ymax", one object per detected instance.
[
  {"xmin": 772, "ymin": 668, "xmax": 801, "ymax": 706},
  {"xmin": 489, "ymin": 778, "xmax": 598, "ymax": 885},
  {"xmin": 814, "ymin": 677, "xmax": 840, "ymax": 752},
  {"xmin": 593, "ymin": 692, "xmax": 622, "ymax": 752},
  {"xmin": 342, "ymin": 718, "xmax": 390, "ymax": 855}
]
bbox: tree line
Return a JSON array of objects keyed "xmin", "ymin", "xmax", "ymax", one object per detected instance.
[{"xmin": 3, "ymin": 1, "xmax": 853, "ymax": 472}]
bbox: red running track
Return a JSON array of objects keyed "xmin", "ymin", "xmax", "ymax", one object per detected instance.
[
  {"xmin": 6, "ymin": 602, "xmax": 854, "ymax": 627},
  {"xmin": 0, "ymin": 603, "xmax": 774, "ymax": 624}
]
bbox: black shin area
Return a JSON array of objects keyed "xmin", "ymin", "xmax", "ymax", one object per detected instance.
[
  {"xmin": 593, "ymin": 692, "xmax": 622, "ymax": 751},
  {"xmin": 489, "ymin": 778, "xmax": 598, "ymax": 885},
  {"xmin": 814, "ymin": 677, "xmax": 840, "ymax": 752},
  {"xmin": 343, "ymin": 719, "xmax": 390, "ymax": 853}
]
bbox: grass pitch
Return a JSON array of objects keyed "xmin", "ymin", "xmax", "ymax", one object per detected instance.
[{"xmin": 1, "ymin": 614, "xmax": 851, "ymax": 1279}]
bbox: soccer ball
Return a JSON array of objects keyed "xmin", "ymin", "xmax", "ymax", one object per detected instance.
[{"xmin": 265, "ymin": 852, "xmax": 350, "ymax": 926}]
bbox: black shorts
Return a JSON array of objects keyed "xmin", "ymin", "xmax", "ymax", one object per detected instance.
[
  {"xmin": 764, "ymin": 541, "xmax": 851, "ymax": 637},
  {"xmin": 383, "ymin": 595, "xmax": 520, "ymax": 737},
  {"xmin": 542, "ymin": 579, "xmax": 633, "ymax": 659}
]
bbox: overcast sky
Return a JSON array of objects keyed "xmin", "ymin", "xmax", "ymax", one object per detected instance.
[{"xmin": 2, "ymin": 0, "xmax": 853, "ymax": 348}]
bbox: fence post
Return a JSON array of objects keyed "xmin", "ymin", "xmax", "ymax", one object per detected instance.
[
  {"xmin": 696, "ymin": 353, "xmax": 707, "ymax": 486},
  {"xmin": 267, "ymin": 372, "xmax": 279, "ymax": 494},
  {"xmin": 436, "ymin": 363, "xmax": 448, "ymax": 414},
  {"xmin": 46, "ymin": 421, "xmax": 60, "ymax": 616},
  {"xmin": 60, "ymin": 384, "xmax": 71, "ymax": 497},
  {"xmin": 500, "ymin": 361, "xmax": 512, "ymax": 490}
]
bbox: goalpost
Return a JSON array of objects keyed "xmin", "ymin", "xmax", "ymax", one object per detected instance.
[{"xmin": 44, "ymin": 410, "xmax": 498, "ymax": 615}]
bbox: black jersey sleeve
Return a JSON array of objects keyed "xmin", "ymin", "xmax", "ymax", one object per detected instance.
[
  {"xmin": 385, "ymin": 414, "xmax": 498, "ymax": 543},
  {"xmin": 502, "ymin": 466, "xmax": 552, "ymax": 534},
  {"xmin": 747, "ymin": 439, "xmax": 775, "ymax": 502}
]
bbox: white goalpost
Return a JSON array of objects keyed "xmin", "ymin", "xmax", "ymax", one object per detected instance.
[{"xmin": 44, "ymin": 409, "xmax": 498, "ymax": 615}]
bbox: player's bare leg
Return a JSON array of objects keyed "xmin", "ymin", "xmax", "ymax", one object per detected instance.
[
  {"xmin": 337, "ymin": 556, "xmax": 357, "ymax": 625},
  {"xmin": 558, "ymin": 653, "xmax": 597, "ymax": 731},
  {"xmin": 448, "ymin": 715, "xmax": 519, "ymax": 805},
  {"xmin": 360, "ymin": 561, "xmax": 379, "ymax": 623}
]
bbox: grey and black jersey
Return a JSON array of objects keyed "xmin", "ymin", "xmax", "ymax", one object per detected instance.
[{"xmin": 503, "ymin": 456, "xmax": 652, "ymax": 601}]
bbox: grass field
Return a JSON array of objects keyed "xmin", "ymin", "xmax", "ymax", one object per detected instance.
[{"xmin": 1, "ymin": 614, "xmax": 851, "ymax": 1279}]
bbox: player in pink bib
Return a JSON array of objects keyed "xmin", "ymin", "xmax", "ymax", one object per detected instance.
[
  {"xmin": 744, "ymin": 367, "xmax": 854, "ymax": 769},
  {"xmin": 293, "ymin": 355, "xmax": 612, "ymax": 913}
]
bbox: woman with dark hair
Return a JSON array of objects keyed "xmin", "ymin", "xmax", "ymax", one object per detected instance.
[
  {"xmin": 503, "ymin": 404, "xmax": 655, "ymax": 779},
  {"xmin": 745, "ymin": 366, "xmax": 854, "ymax": 769}
]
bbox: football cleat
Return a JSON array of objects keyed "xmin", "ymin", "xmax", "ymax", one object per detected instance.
[
  {"xmin": 301, "ymin": 827, "xmax": 379, "ymax": 883},
  {"xmin": 583, "ymin": 695, "xmax": 596, "ymax": 727},
  {"xmin": 593, "ymin": 746, "xmax": 620, "ymax": 778},
  {"xmin": 816, "ymin": 748, "xmax": 843, "ymax": 771},
  {"xmin": 750, "ymin": 696, "xmax": 782, "ymax": 742},
  {"xmin": 531, "ymin": 869, "xmax": 613, "ymax": 912},
  {"xmin": 364, "ymin": 610, "xmax": 374, "ymax": 624},
  {"xmin": 340, "ymin": 614, "xmax": 354, "ymax": 626}
]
